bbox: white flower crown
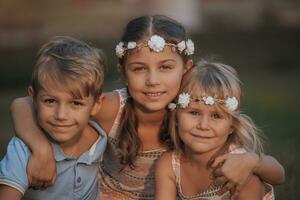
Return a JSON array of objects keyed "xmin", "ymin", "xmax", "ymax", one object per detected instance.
[
  {"xmin": 168, "ymin": 92, "xmax": 239, "ymax": 112},
  {"xmin": 115, "ymin": 35, "xmax": 195, "ymax": 58}
]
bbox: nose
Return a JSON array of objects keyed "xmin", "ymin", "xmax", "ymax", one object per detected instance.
[
  {"xmin": 196, "ymin": 116, "xmax": 210, "ymax": 130},
  {"xmin": 54, "ymin": 104, "xmax": 68, "ymax": 121},
  {"xmin": 145, "ymin": 70, "xmax": 160, "ymax": 86}
]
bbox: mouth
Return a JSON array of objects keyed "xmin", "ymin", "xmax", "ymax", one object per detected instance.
[
  {"xmin": 49, "ymin": 122, "xmax": 74, "ymax": 128},
  {"xmin": 143, "ymin": 91, "xmax": 166, "ymax": 99},
  {"xmin": 190, "ymin": 132, "xmax": 213, "ymax": 139}
]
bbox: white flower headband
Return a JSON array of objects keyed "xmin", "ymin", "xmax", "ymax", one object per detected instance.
[
  {"xmin": 115, "ymin": 35, "xmax": 195, "ymax": 58},
  {"xmin": 168, "ymin": 92, "xmax": 239, "ymax": 112}
]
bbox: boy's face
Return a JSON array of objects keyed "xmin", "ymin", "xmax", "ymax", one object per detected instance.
[{"xmin": 28, "ymin": 86, "xmax": 101, "ymax": 147}]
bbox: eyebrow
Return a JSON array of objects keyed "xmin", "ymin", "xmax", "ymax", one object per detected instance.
[{"xmin": 127, "ymin": 58, "xmax": 176, "ymax": 66}]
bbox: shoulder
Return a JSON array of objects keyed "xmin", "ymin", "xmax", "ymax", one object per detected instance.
[
  {"xmin": 156, "ymin": 151, "xmax": 174, "ymax": 178},
  {"xmin": 93, "ymin": 90, "xmax": 123, "ymax": 133},
  {"xmin": 0, "ymin": 137, "xmax": 30, "ymax": 194},
  {"xmin": 4, "ymin": 137, "xmax": 30, "ymax": 157}
]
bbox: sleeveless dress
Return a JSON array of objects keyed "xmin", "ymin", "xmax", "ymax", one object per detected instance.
[
  {"xmin": 172, "ymin": 147, "xmax": 275, "ymax": 200},
  {"xmin": 98, "ymin": 88, "xmax": 167, "ymax": 200}
]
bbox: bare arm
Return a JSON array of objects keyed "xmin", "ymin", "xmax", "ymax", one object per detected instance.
[
  {"xmin": 92, "ymin": 91, "xmax": 121, "ymax": 134},
  {"xmin": 155, "ymin": 152, "xmax": 177, "ymax": 200},
  {"xmin": 236, "ymin": 175, "xmax": 264, "ymax": 200},
  {"xmin": 0, "ymin": 185, "xmax": 22, "ymax": 200},
  {"xmin": 212, "ymin": 153, "xmax": 285, "ymax": 194},
  {"xmin": 10, "ymin": 97, "xmax": 56, "ymax": 188},
  {"xmin": 253, "ymin": 154, "xmax": 285, "ymax": 184}
]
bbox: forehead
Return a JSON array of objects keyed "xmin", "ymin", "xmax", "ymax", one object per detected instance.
[
  {"xmin": 187, "ymin": 101, "xmax": 228, "ymax": 114},
  {"xmin": 37, "ymin": 78, "xmax": 88, "ymax": 99},
  {"xmin": 125, "ymin": 46, "xmax": 183, "ymax": 65}
]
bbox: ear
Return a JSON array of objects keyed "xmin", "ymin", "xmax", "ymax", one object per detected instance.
[
  {"xmin": 27, "ymin": 86, "xmax": 35, "ymax": 103},
  {"xmin": 183, "ymin": 59, "xmax": 194, "ymax": 74},
  {"xmin": 229, "ymin": 125, "xmax": 235, "ymax": 135},
  {"xmin": 90, "ymin": 95, "xmax": 104, "ymax": 116},
  {"xmin": 118, "ymin": 63, "xmax": 128, "ymax": 83}
]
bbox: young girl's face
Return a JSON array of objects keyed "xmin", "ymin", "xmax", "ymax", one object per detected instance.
[
  {"xmin": 177, "ymin": 101, "xmax": 234, "ymax": 155},
  {"xmin": 123, "ymin": 46, "xmax": 190, "ymax": 113}
]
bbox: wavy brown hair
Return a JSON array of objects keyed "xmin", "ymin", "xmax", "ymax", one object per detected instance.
[{"xmin": 116, "ymin": 15, "xmax": 192, "ymax": 168}]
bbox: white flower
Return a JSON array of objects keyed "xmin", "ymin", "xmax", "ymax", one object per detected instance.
[
  {"xmin": 177, "ymin": 41, "xmax": 186, "ymax": 53},
  {"xmin": 127, "ymin": 41, "xmax": 136, "ymax": 49},
  {"xmin": 168, "ymin": 103, "xmax": 177, "ymax": 111},
  {"xmin": 115, "ymin": 42, "xmax": 125, "ymax": 58},
  {"xmin": 185, "ymin": 39, "xmax": 194, "ymax": 55},
  {"xmin": 178, "ymin": 93, "xmax": 190, "ymax": 108},
  {"xmin": 225, "ymin": 97, "xmax": 238, "ymax": 111},
  {"xmin": 147, "ymin": 35, "xmax": 166, "ymax": 52},
  {"xmin": 203, "ymin": 96, "xmax": 215, "ymax": 105}
]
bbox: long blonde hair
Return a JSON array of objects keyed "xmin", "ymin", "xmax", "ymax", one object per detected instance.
[{"xmin": 169, "ymin": 60, "xmax": 263, "ymax": 159}]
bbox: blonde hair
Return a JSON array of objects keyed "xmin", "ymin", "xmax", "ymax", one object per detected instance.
[
  {"xmin": 31, "ymin": 36, "xmax": 105, "ymax": 99},
  {"xmin": 169, "ymin": 60, "xmax": 263, "ymax": 159}
]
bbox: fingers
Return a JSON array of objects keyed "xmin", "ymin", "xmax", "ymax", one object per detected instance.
[
  {"xmin": 212, "ymin": 167, "xmax": 223, "ymax": 178},
  {"xmin": 212, "ymin": 154, "xmax": 228, "ymax": 168},
  {"xmin": 214, "ymin": 176, "xmax": 228, "ymax": 186},
  {"xmin": 220, "ymin": 181, "xmax": 235, "ymax": 194}
]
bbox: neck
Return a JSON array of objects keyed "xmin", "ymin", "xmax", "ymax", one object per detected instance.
[
  {"xmin": 184, "ymin": 146, "xmax": 223, "ymax": 169},
  {"xmin": 60, "ymin": 124, "xmax": 98, "ymax": 158},
  {"xmin": 133, "ymin": 105, "xmax": 166, "ymax": 127}
]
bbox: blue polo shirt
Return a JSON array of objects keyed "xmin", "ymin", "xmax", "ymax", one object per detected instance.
[{"xmin": 0, "ymin": 121, "xmax": 107, "ymax": 200}]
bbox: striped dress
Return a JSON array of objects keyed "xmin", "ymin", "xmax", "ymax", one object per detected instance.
[{"xmin": 98, "ymin": 88, "xmax": 166, "ymax": 200}]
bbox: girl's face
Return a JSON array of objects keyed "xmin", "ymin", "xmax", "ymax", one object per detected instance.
[
  {"xmin": 177, "ymin": 101, "xmax": 233, "ymax": 155},
  {"xmin": 123, "ymin": 46, "xmax": 191, "ymax": 113}
]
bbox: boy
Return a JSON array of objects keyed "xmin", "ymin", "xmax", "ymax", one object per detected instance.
[{"xmin": 0, "ymin": 36, "xmax": 107, "ymax": 200}]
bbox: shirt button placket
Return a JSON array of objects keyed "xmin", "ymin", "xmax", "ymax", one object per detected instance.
[{"xmin": 74, "ymin": 163, "xmax": 83, "ymax": 200}]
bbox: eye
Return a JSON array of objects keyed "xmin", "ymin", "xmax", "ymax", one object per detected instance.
[
  {"xmin": 211, "ymin": 112, "xmax": 222, "ymax": 119},
  {"xmin": 132, "ymin": 66, "xmax": 146, "ymax": 72},
  {"xmin": 189, "ymin": 110, "xmax": 200, "ymax": 116},
  {"xmin": 43, "ymin": 98, "xmax": 56, "ymax": 104},
  {"xmin": 160, "ymin": 65, "xmax": 173, "ymax": 71},
  {"xmin": 71, "ymin": 101, "xmax": 84, "ymax": 107}
]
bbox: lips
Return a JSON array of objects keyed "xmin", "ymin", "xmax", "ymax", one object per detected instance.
[
  {"xmin": 144, "ymin": 91, "xmax": 165, "ymax": 96},
  {"xmin": 49, "ymin": 122, "xmax": 74, "ymax": 128}
]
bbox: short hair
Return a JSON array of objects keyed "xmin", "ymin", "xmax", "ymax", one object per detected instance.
[{"xmin": 31, "ymin": 36, "xmax": 105, "ymax": 99}]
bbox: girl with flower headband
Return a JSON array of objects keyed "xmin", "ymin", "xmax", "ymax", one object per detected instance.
[
  {"xmin": 155, "ymin": 61, "xmax": 279, "ymax": 200},
  {"xmin": 10, "ymin": 15, "xmax": 284, "ymax": 199}
]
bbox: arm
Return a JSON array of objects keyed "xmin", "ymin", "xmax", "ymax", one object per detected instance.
[
  {"xmin": 155, "ymin": 152, "xmax": 177, "ymax": 200},
  {"xmin": 0, "ymin": 185, "xmax": 22, "ymax": 200},
  {"xmin": 92, "ymin": 91, "xmax": 123, "ymax": 133},
  {"xmin": 236, "ymin": 175, "xmax": 264, "ymax": 200},
  {"xmin": 212, "ymin": 153, "xmax": 285, "ymax": 193},
  {"xmin": 10, "ymin": 97, "xmax": 56, "ymax": 188},
  {"xmin": 253, "ymin": 154, "xmax": 285, "ymax": 184}
]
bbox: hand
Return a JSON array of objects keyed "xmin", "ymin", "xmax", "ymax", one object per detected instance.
[
  {"xmin": 212, "ymin": 153, "xmax": 260, "ymax": 195},
  {"xmin": 27, "ymin": 144, "xmax": 57, "ymax": 189}
]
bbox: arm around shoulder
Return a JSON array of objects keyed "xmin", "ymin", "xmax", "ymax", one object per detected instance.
[
  {"xmin": 236, "ymin": 175, "xmax": 264, "ymax": 200},
  {"xmin": 10, "ymin": 96, "xmax": 49, "ymax": 150},
  {"xmin": 155, "ymin": 152, "xmax": 177, "ymax": 200},
  {"xmin": 254, "ymin": 154, "xmax": 285, "ymax": 185},
  {"xmin": 92, "ymin": 91, "xmax": 122, "ymax": 134}
]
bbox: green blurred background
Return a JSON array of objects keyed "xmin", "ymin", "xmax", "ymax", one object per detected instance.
[{"xmin": 0, "ymin": 0, "xmax": 299, "ymax": 199}]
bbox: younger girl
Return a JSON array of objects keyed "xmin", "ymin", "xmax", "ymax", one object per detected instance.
[
  {"xmin": 11, "ymin": 15, "xmax": 284, "ymax": 199},
  {"xmin": 155, "ymin": 61, "xmax": 275, "ymax": 200}
]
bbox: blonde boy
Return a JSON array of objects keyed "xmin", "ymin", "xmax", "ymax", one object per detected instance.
[{"xmin": 0, "ymin": 36, "xmax": 106, "ymax": 200}]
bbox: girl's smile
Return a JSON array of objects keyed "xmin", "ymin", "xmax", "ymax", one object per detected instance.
[
  {"xmin": 123, "ymin": 46, "xmax": 189, "ymax": 112},
  {"xmin": 177, "ymin": 102, "xmax": 233, "ymax": 155}
]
